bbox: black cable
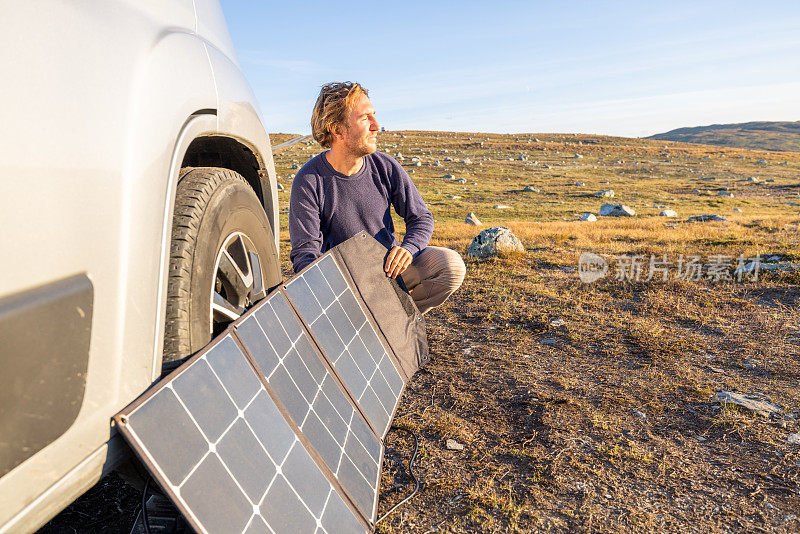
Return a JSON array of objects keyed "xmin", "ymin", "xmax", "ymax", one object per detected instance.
[
  {"xmin": 141, "ymin": 476, "xmax": 152, "ymax": 534},
  {"xmin": 376, "ymin": 426, "xmax": 419, "ymax": 525}
]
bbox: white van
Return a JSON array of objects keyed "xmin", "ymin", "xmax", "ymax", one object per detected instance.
[{"xmin": 0, "ymin": 2, "xmax": 281, "ymax": 531}]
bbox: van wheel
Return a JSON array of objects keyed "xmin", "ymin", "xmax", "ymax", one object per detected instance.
[{"xmin": 162, "ymin": 167, "xmax": 280, "ymax": 368}]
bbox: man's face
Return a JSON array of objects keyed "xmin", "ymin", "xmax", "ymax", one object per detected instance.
[{"xmin": 336, "ymin": 93, "xmax": 380, "ymax": 157}]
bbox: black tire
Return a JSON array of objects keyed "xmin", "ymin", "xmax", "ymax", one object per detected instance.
[{"xmin": 162, "ymin": 167, "xmax": 280, "ymax": 367}]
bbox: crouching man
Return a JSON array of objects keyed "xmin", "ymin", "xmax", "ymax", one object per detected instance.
[{"xmin": 289, "ymin": 81, "xmax": 465, "ymax": 313}]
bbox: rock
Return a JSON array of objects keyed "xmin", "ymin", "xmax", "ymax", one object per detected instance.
[
  {"xmin": 575, "ymin": 181, "xmax": 585, "ymax": 186},
  {"xmin": 446, "ymin": 195, "xmax": 462, "ymax": 200},
  {"xmin": 494, "ymin": 204, "xmax": 512, "ymax": 209},
  {"xmin": 463, "ymin": 158, "xmax": 472, "ymax": 165},
  {"xmin": 574, "ymin": 154, "xmax": 583, "ymax": 159},
  {"xmin": 746, "ymin": 177, "xmax": 759, "ymax": 182},
  {"xmin": 276, "ymin": 183, "xmax": 285, "ymax": 191},
  {"xmin": 733, "ymin": 208, "xmax": 742, "ymax": 212},
  {"xmin": 465, "ymin": 212, "xmax": 482, "ymax": 226},
  {"xmin": 291, "ymin": 163, "xmax": 299, "ymax": 170},
  {"xmin": 594, "ymin": 190, "xmax": 615, "ymax": 198},
  {"xmin": 523, "ymin": 185, "xmax": 540, "ymax": 193},
  {"xmin": 659, "ymin": 209, "xmax": 678, "ymax": 217},
  {"xmin": 446, "ymin": 439, "xmax": 464, "ymax": 451},
  {"xmin": 549, "ymin": 318, "xmax": 565, "ymax": 327},
  {"xmin": 599, "ymin": 203, "xmax": 635, "ymax": 217},
  {"xmin": 540, "ymin": 338, "xmax": 558, "ymax": 345},
  {"xmin": 686, "ymin": 214, "xmax": 727, "ymax": 222},
  {"xmin": 467, "ymin": 227, "xmax": 524, "ymax": 258},
  {"xmin": 788, "ymin": 432, "xmax": 800, "ymax": 445},
  {"xmin": 579, "ymin": 213, "xmax": 597, "ymax": 221},
  {"xmin": 413, "ymin": 161, "xmax": 421, "ymax": 167},
  {"xmin": 633, "ymin": 411, "xmax": 647, "ymax": 419},
  {"xmin": 717, "ymin": 191, "xmax": 733, "ymax": 197},
  {"xmin": 442, "ymin": 174, "xmax": 454, "ymax": 180},
  {"xmin": 712, "ymin": 391, "xmax": 781, "ymax": 418},
  {"xmin": 456, "ymin": 178, "xmax": 467, "ymax": 184}
]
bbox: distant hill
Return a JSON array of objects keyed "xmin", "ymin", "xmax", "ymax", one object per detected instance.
[{"xmin": 647, "ymin": 121, "xmax": 800, "ymax": 153}]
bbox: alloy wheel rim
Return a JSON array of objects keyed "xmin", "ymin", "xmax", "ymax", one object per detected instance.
[{"xmin": 210, "ymin": 232, "xmax": 266, "ymax": 336}]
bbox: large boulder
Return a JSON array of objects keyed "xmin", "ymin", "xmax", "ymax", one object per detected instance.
[
  {"xmin": 599, "ymin": 203, "xmax": 635, "ymax": 217},
  {"xmin": 467, "ymin": 227, "xmax": 524, "ymax": 258}
]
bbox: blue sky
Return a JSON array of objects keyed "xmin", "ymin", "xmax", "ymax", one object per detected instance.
[{"xmin": 220, "ymin": 1, "xmax": 800, "ymax": 137}]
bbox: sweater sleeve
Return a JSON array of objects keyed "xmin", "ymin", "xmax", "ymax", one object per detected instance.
[
  {"xmin": 289, "ymin": 173, "xmax": 323, "ymax": 273},
  {"xmin": 389, "ymin": 159, "xmax": 434, "ymax": 255}
]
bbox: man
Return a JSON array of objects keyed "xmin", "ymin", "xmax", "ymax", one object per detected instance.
[{"xmin": 289, "ymin": 81, "xmax": 465, "ymax": 314}]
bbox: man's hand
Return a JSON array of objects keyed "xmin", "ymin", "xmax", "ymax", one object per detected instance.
[{"xmin": 384, "ymin": 246, "xmax": 412, "ymax": 279}]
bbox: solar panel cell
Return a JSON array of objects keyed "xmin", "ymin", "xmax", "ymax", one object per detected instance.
[
  {"xmin": 171, "ymin": 360, "xmax": 238, "ymax": 444},
  {"xmin": 304, "ymin": 265, "xmax": 336, "ymax": 307},
  {"xmin": 281, "ymin": 444, "xmax": 330, "ymax": 516},
  {"xmin": 339, "ymin": 290, "xmax": 366, "ymax": 329},
  {"xmin": 317, "ymin": 255, "xmax": 349, "ymax": 295},
  {"xmin": 205, "ymin": 337, "xmax": 262, "ymax": 409},
  {"xmin": 236, "ymin": 316, "xmax": 281, "ymax": 376},
  {"xmin": 311, "ymin": 314, "xmax": 346, "ymax": 357},
  {"xmin": 287, "ymin": 277, "xmax": 323, "ymax": 323},
  {"xmin": 259, "ymin": 473, "xmax": 317, "ymax": 534},
  {"xmin": 336, "ymin": 454, "xmax": 375, "ymax": 516},
  {"xmin": 126, "ymin": 387, "xmax": 207, "ymax": 486},
  {"xmin": 180, "ymin": 452, "xmax": 253, "ymax": 533},
  {"xmin": 244, "ymin": 390, "xmax": 296, "ymax": 466},
  {"xmin": 215, "ymin": 418, "xmax": 275, "ymax": 503},
  {"xmin": 269, "ymin": 366, "xmax": 309, "ymax": 424},
  {"xmin": 320, "ymin": 491, "xmax": 364, "ymax": 533}
]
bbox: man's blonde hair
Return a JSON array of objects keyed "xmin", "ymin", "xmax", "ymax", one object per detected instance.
[{"xmin": 311, "ymin": 82, "xmax": 369, "ymax": 148}]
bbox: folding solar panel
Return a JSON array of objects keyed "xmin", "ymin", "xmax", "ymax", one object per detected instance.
[
  {"xmin": 285, "ymin": 255, "xmax": 405, "ymax": 436},
  {"xmin": 236, "ymin": 292, "xmax": 382, "ymax": 519},
  {"xmin": 117, "ymin": 334, "xmax": 366, "ymax": 534},
  {"xmin": 116, "ymin": 232, "xmax": 429, "ymax": 533}
]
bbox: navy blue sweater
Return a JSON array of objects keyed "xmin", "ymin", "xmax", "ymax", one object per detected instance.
[{"xmin": 289, "ymin": 151, "xmax": 434, "ymax": 273}]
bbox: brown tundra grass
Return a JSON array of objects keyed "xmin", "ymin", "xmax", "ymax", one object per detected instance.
[{"xmin": 270, "ymin": 131, "xmax": 800, "ymax": 533}]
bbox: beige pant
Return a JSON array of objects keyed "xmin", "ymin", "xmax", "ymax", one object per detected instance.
[{"xmin": 401, "ymin": 246, "xmax": 466, "ymax": 314}]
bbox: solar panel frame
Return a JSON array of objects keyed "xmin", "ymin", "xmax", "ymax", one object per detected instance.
[
  {"xmin": 283, "ymin": 253, "xmax": 408, "ymax": 438},
  {"xmin": 115, "ymin": 331, "xmax": 371, "ymax": 534},
  {"xmin": 233, "ymin": 291, "xmax": 385, "ymax": 522}
]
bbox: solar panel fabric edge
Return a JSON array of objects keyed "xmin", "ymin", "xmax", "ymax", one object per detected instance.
[
  {"xmin": 115, "ymin": 330, "xmax": 370, "ymax": 534},
  {"xmin": 230, "ymin": 302, "xmax": 382, "ymax": 525}
]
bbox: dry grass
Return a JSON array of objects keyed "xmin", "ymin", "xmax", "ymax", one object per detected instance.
[{"xmin": 274, "ymin": 130, "xmax": 800, "ymax": 533}]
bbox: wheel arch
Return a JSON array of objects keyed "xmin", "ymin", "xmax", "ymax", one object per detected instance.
[
  {"xmin": 151, "ymin": 112, "xmax": 280, "ymax": 378},
  {"xmin": 180, "ymin": 134, "xmax": 275, "ymax": 226}
]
